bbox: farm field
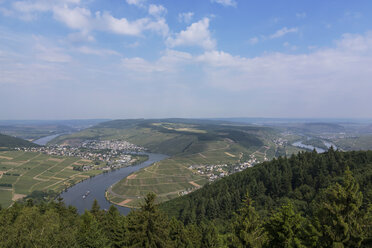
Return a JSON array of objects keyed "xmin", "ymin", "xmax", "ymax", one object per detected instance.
[
  {"xmin": 107, "ymin": 139, "xmax": 274, "ymax": 208},
  {"xmin": 0, "ymin": 151, "xmax": 105, "ymax": 208},
  {"xmin": 54, "ymin": 119, "xmax": 306, "ymax": 208},
  {"xmin": 107, "ymin": 157, "xmax": 209, "ymax": 208}
]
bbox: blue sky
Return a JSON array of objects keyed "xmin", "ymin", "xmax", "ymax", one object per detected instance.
[{"xmin": 1, "ymin": 0, "xmax": 372, "ymax": 119}]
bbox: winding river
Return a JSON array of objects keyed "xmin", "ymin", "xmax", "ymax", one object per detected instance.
[
  {"xmin": 292, "ymin": 139, "xmax": 337, "ymax": 153},
  {"xmin": 33, "ymin": 133, "xmax": 64, "ymax": 146},
  {"xmin": 59, "ymin": 153, "xmax": 168, "ymax": 215},
  {"xmin": 33, "ymin": 134, "xmax": 168, "ymax": 215}
]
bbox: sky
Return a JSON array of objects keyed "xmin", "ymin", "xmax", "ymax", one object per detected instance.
[{"xmin": 1, "ymin": 0, "xmax": 372, "ymax": 120}]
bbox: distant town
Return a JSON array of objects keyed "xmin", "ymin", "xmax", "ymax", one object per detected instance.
[
  {"xmin": 19, "ymin": 140, "xmax": 147, "ymax": 171},
  {"xmin": 188, "ymin": 153, "xmax": 259, "ymax": 183}
]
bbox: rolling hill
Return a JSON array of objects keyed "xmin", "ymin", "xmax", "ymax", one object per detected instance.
[
  {"xmin": 160, "ymin": 149, "xmax": 372, "ymax": 224},
  {"xmin": 0, "ymin": 133, "xmax": 40, "ymax": 148},
  {"xmin": 52, "ymin": 119, "xmax": 291, "ymax": 207}
]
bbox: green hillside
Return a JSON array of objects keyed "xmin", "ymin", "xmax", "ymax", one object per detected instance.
[
  {"xmin": 51, "ymin": 119, "xmax": 270, "ymax": 155},
  {"xmin": 52, "ymin": 119, "xmax": 290, "ymax": 207},
  {"xmin": 160, "ymin": 149, "xmax": 372, "ymax": 224},
  {"xmin": 0, "ymin": 133, "xmax": 40, "ymax": 149},
  {"xmin": 0, "ymin": 151, "xmax": 106, "ymax": 208},
  {"xmin": 0, "ymin": 149, "xmax": 370, "ymax": 247}
]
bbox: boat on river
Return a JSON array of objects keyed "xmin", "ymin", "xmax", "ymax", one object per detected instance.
[{"xmin": 82, "ymin": 190, "xmax": 90, "ymax": 199}]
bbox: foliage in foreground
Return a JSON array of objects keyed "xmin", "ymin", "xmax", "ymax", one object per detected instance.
[{"xmin": 0, "ymin": 150, "xmax": 371, "ymax": 247}]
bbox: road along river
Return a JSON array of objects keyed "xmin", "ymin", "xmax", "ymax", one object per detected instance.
[{"xmin": 59, "ymin": 153, "xmax": 168, "ymax": 215}]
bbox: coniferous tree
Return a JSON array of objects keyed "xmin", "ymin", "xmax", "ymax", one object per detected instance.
[
  {"xmin": 169, "ymin": 217, "xmax": 193, "ymax": 248},
  {"xmin": 201, "ymin": 223, "xmax": 221, "ymax": 248},
  {"xmin": 316, "ymin": 167, "xmax": 366, "ymax": 247},
  {"xmin": 77, "ymin": 211, "xmax": 109, "ymax": 248},
  {"xmin": 264, "ymin": 203, "xmax": 306, "ymax": 248},
  {"xmin": 104, "ymin": 205, "xmax": 127, "ymax": 248},
  {"xmin": 362, "ymin": 204, "xmax": 372, "ymax": 247},
  {"xmin": 185, "ymin": 223, "xmax": 202, "ymax": 248},
  {"xmin": 90, "ymin": 199, "xmax": 104, "ymax": 223},
  {"xmin": 126, "ymin": 193, "xmax": 171, "ymax": 247},
  {"xmin": 229, "ymin": 192, "xmax": 265, "ymax": 248}
]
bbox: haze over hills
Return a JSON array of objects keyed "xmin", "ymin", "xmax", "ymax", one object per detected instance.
[
  {"xmin": 0, "ymin": 133, "xmax": 40, "ymax": 149},
  {"xmin": 1, "ymin": 0, "xmax": 372, "ymax": 246},
  {"xmin": 0, "ymin": 119, "xmax": 109, "ymax": 141}
]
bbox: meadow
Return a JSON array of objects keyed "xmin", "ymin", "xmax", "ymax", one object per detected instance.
[{"xmin": 0, "ymin": 151, "xmax": 104, "ymax": 208}]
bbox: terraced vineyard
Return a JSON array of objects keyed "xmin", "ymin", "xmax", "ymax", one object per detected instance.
[
  {"xmin": 0, "ymin": 151, "xmax": 105, "ymax": 208},
  {"xmin": 105, "ymin": 131, "xmax": 275, "ymax": 208},
  {"xmin": 53, "ymin": 119, "xmax": 302, "ymax": 208}
]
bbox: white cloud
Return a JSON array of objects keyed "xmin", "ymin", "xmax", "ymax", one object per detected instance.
[
  {"xmin": 148, "ymin": 4, "xmax": 167, "ymax": 18},
  {"xmin": 211, "ymin": 0, "xmax": 237, "ymax": 7},
  {"xmin": 33, "ymin": 37, "xmax": 72, "ymax": 63},
  {"xmin": 53, "ymin": 5, "xmax": 169, "ymax": 37},
  {"xmin": 283, "ymin": 42, "xmax": 297, "ymax": 51},
  {"xmin": 345, "ymin": 11, "xmax": 362, "ymax": 19},
  {"xmin": 12, "ymin": 0, "xmax": 80, "ymax": 12},
  {"xmin": 53, "ymin": 6, "xmax": 91, "ymax": 30},
  {"xmin": 121, "ymin": 31, "xmax": 372, "ymax": 106},
  {"xmin": 125, "ymin": 41, "xmax": 140, "ymax": 48},
  {"xmin": 126, "ymin": 0, "xmax": 146, "ymax": 7},
  {"xmin": 94, "ymin": 11, "xmax": 150, "ymax": 36},
  {"xmin": 0, "ymin": 7, "xmax": 15, "ymax": 17},
  {"xmin": 270, "ymin": 27, "xmax": 298, "ymax": 39},
  {"xmin": 67, "ymin": 31, "xmax": 95, "ymax": 43},
  {"xmin": 336, "ymin": 32, "xmax": 372, "ymax": 52},
  {"xmin": 296, "ymin": 12, "xmax": 306, "ymax": 18},
  {"xmin": 178, "ymin": 12, "xmax": 194, "ymax": 23},
  {"xmin": 248, "ymin": 37, "xmax": 259, "ymax": 45},
  {"xmin": 5, "ymin": 0, "xmax": 169, "ymax": 38},
  {"xmin": 76, "ymin": 46, "xmax": 120, "ymax": 56},
  {"xmin": 122, "ymin": 49, "xmax": 192, "ymax": 73},
  {"xmin": 144, "ymin": 17, "xmax": 169, "ymax": 37},
  {"xmin": 167, "ymin": 18, "xmax": 216, "ymax": 50}
]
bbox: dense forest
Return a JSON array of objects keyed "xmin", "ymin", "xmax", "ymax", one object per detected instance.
[
  {"xmin": 0, "ymin": 133, "xmax": 40, "ymax": 149},
  {"xmin": 0, "ymin": 149, "xmax": 371, "ymax": 247}
]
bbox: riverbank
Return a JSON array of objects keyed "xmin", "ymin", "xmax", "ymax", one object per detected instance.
[
  {"xmin": 292, "ymin": 138, "xmax": 337, "ymax": 153},
  {"xmin": 59, "ymin": 153, "xmax": 168, "ymax": 215}
]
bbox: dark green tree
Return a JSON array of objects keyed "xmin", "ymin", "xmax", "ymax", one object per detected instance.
[
  {"xmin": 90, "ymin": 199, "xmax": 104, "ymax": 223},
  {"xmin": 316, "ymin": 167, "xmax": 366, "ymax": 247},
  {"xmin": 169, "ymin": 217, "xmax": 193, "ymax": 248},
  {"xmin": 229, "ymin": 192, "xmax": 266, "ymax": 248},
  {"xmin": 264, "ymin": 203, "xmax": 306, "ymax": 248},
  {"xmin": 77, "ymin": 210, "xmax": 109, "ymax": 248},
  {"xmin": 126, "ymin": 193, "xmax": 171, "ymax": 247},
  {"xmin": 201, "ymin": 223, "xmax": 221, "ymax": 248},
  {"xmin": 104, "ymin": 205, "xmax": 127, "ymax": 248}
]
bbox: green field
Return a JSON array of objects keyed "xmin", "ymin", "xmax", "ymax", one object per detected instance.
[
  {"xmin": 107, "ymin": 139, "xmax": 276, "ymax": 208},
  {"xmin": 332, "ymin": 134, "xmax": 372, "ymax": 151},
  {"xmin": 53, "ymin": 119, "xmax": 296, "ymax": 208},
  {"xmin": 0, "ymin": 151, "xmax": 105, "ymax": 208}
]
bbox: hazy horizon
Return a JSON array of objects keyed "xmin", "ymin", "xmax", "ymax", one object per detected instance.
[
  {"xmin": 1, "ymin": 117, "xmax": 372, "ymax": 124},
  {"xmin": 1, "ymin": 0, "xmax": 372, "ymax": 119}
]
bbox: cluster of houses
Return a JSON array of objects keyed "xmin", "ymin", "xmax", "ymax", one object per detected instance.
[
  {"xmin": 273, "ymin": 138, "xmax": 288, "ymax": 146},
  {"xmin": 81, "ymin": 140, "xmax": 145, "ymax": 152},
  {"xmin": 188, "ymin": 154, "xmax": 259, "ymax": 182},
  {"xmin": 19, "ymin": 140, "xmax": 144, "ymax": 170}
]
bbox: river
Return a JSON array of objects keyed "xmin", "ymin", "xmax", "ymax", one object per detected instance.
[
  {"xmin": 33, "ymin": 133, "xmax": 64, "ymax": 146},
  {"xmin": 292, "ymin": 139, "xmax": 337, "ymax": 153},
  {"xmin": 59, "ymin": 153, "xmax": 168, "ymax": 215}
]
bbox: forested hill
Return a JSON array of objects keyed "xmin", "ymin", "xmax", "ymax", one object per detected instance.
[
  {"xmin": 0, "ymin": 149, "xmax": 371, "ymax": 247},
  {"xmin": 161, "ymin": 148, "xmax": 372, "ymax": 224},
  {"xmin": 50, "ymin": 118, "xmax": 269, "ymax": 155},
  {"xmin": 0, "ymin": 133, "xmax": 40, "ymax": 148}
]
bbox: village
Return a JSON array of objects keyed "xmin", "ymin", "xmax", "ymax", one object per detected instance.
[
  {"xmin": 188, "ymin": 153, "xmax": 259, "ymax": 182},
  {"xmin": 19, "ymin": 140, "xmax": 147, "ymax": 171}
]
